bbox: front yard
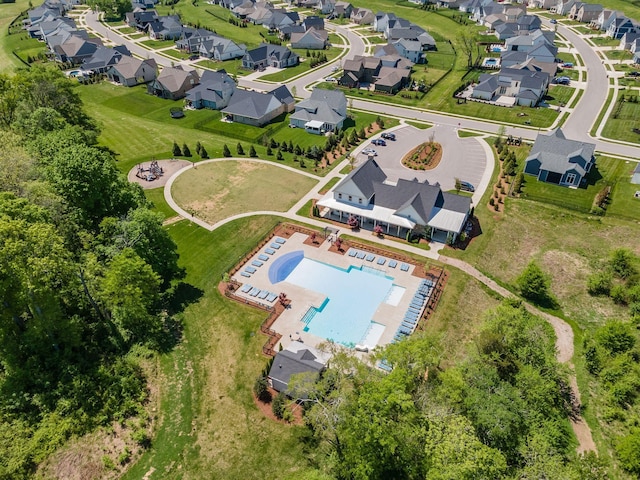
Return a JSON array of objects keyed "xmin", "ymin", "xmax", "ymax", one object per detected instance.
[{"xmin": 600, "ymin": 93, "xmax": 640, "ymax": 143}]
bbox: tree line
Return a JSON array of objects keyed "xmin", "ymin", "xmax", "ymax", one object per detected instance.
[{"xmin": 0, "ymin": 65, "xmax": 183, "ymax": 478}]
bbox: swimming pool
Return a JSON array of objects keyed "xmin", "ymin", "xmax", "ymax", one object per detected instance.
[{"xmin": 271, "ymin": 253, "xmax": 397, "ymax": 347}]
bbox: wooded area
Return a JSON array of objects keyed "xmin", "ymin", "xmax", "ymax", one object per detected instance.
[{"xmin": 0, "ymin": 65, "xmax": 182, "ymax": 478}]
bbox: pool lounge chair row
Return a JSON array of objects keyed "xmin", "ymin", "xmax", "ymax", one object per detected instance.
[
  {"xmin": 238, "ymin": 284, "xmax": 278, "ymax": 303},
  {"xmin": 346, "ymin": 249, "xmax": 408, "ymax": 271}
]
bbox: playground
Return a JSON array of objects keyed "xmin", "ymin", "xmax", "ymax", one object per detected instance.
[{"xmin": 127, "ymin": 159, "xmax": 192, "ymax": 189}]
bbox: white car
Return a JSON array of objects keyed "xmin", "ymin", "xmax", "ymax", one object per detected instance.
[{"xmin": 362, "ymin": 148, "xmax": 377, "ymax": 156}]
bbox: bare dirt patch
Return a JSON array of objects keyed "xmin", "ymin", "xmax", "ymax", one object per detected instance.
[
  {"xmin": 401, "ymin": 142, "xmax": 443, "ymax": 170},
  {"xmin": 128, "ymin": 159, "xmax": 192, "ymax": 189}
]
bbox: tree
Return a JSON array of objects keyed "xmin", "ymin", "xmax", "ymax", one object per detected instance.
[
  {"xmin": 100, "ymin": 248, "xmax": 161, "ymax": 345},
  {"xmin": 222, "ymin": 144, "xmax": 231, "ymax": 157},
  {"xmin": 424, "ymin": 414, "xmax": 507, "ymax": 480},
  {"xmin": 288, "ymin": 140, "xmax": 294, "ymax": 153},
  {"xmin": 595, "ymin": 320, "xmax": 636, "ymax": 355},
  {"xmin": 617, "ymin": 429, "xmax": 640, "ymax": 475},
  {"xmin": 254, "ymin": 376, "xmax": 271, "ymax": 402},
  {"xmin": 454, "ymin": 177, "xmax": 462, "ymax": 193},
  {"xmin": 459, "ymin": 29, "xmax": 476, "ymax": 68},
  {"xmin": 609, "ymin": 248, "xmax": 637, "ymax": 279},
  {"xmin": 172, "ymin": 141, "xmax": 182, "ymax": 157},
  {"xmin": 249, "ymin": 145, "xmax": 257, "ymax": 157},
  {"xmin": 586, "ymin": 271, "xmax": 612, "ymax": 296},
  {"xmin": 516, "ymin": 261, "xmax": 551, "ymax": 304},
  {"xmin": 195, "ymin": 141, "xmax": 202, "ymax": 155},
  {"xmin": 277, "ymin": 149, "xmax": 284, "ymax": 161},
  {"xmin": 236, "ymin": 142, "xmax": 244, "ymax": 155},
  {"xmin": 272, "ymin": 391, "xmax": 286, "ymax": 419},
  {"xmin": 200, "ymin": 146, "xmax": 208, "ymax": 159},
  {"xmin": 266, "ymin": 145, "xmax": 273, "ymax": 155},
  {"xmin": 182, "ymin": 143, "xmax": 191, "ymax": 157}
]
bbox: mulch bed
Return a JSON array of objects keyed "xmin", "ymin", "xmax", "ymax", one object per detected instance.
[
  {"xmin": 402, "ymin": 142, "xmax": 443, "ymax": 170},
  {"xmin": 253, "ymin": 388, "xmax": 304, "ymax": 425}
]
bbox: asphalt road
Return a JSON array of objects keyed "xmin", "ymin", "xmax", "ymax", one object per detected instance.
[{"xmin": 357, "ymin": 125, "xmax": 487, "ymax": 191}]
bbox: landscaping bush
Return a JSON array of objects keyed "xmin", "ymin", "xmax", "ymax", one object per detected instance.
[
  {"xmin": 182, "ymin": 143, "xmax": 191, "ymax": 157},
  {"xmin": 200, "ymin": 146, "xmax": 208, "ymax": 159},
  {"xmin": 587, "ymin": 271, "xmax": 613, "ymax": 296},
  {"xmin": 272, "ymin": 392, "xmax": 286, "ymax": 419},
  {"xmin": 254, "ymin": 376, "xmax": 271, "ymax": 403},
  {"xmin": 610, "ymin": 284, "xmax": 628, "ymax": 305},
  {"xmin": 610, "ymin": 248, "xmax": 637, "ymax": 279},
  {"xmin": 172, "ymin": 141, "xmax": 182, "ymax": 157},
  {"xmin": 236, "ymin": 142, "xmax": 244, "ymax": 155},
  {"xmin": 222, "ymin": 144, "xmax": 231, "ymax": 157},
  {"xmin": 249, "ymin": 145, "xmax": 257, "ymax": 157},
  {"xmin": 516, "ymin": 261, "xmax": 551, "ymax": 304},
  {"xmin": 266, "ymin": 145, "xmax": 273, "ymax": 155}
]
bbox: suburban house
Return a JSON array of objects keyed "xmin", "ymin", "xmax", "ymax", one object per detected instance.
[
  {"xmin": 524, "ymin": 128, "xmax": 596, "ymax": 187},
  {"xmin": 505, "ymin": 29, "xmax": 555, "ymax": 52},
  {"xmin": 607, "ymin": 16, "xmax": 638, "ymax": 39},
  {"xmin": 529, "ymin": 0, "xmax": 556, "ymax": 10},
  {"xmin": 619, "ymin": 31, "xmax": 640, "ymax": 51},
  {"xmin": 185, "ymin": 70, "xmax": 236, "ymax": 110},
  {"xmin": 553, "ymin": 0, "xmax": 577, "ymax": 15},
  {"xmin": 350, "ymin": 7, "xmax": 375, "ymax": 24},
  {"xmin": 471, "ymin": 62, "xmax": 550, "ymax": 106},
  {"xmin": 125, "ymin": 10, "xmax": 158, "ymax": 30},
  {"xmin": 333, "ymin": 1, "xmax": 353, "ymax": 17},
  {"xmin": 458, "ymin": 0, "xmax": 492, "ymax": 14},
  {"xmin": 262, "ymin": 10, "xmax": 300, "ymax": 30},
  {"xmin": 340, "ymin": 54, "xmax": 412, "ymax": 93},
  {"xmin": 242, "ymin": 43, "xmax": 299, "ymax": 69},
  {"xmin": 631, "ymin": 163, "xmax": 640, "ymax": 185},
  {"xmin": 82, "ymin": 45, "xmax": 131, "ymax": 73},
  {"xmin": 574, "ymin": 3, "xmax": 603, "ymax": 22},
  {"xmin": 316, "ymin": 158, "xmax": 472, "ymax": 243},
  {"xmin": 147, "ymin": 66, "xmax": 199, "ymax": 100},
  {"xmin": 146, "ymin": 15, "xmax": 183, "ymax": 40},
  {"xmin": 268, "ymin": 343, "xmax": 330, "ymax": 398},
  {"xmin": 290, "ymin": 28, "xmax": 328, "ymax": 50},
  {"xmin": 175, "ymin": 28, "xmax": 245, "ymax": 60},
  {"xmin": 491, "ymin": 15, "xmax": 542, "ymax": 40},
  {"xmin": 289, "ymin": 88, "xmax": 347, "ymax": 134},
  {"xmin": 107, "ymin": 56, "xmax": 157, "ymax": 86},
  {"xmin": 314, "ymin": 0, "xmax": 335, "ymax": 14},
  {"xmin": 221, "ymin": 85, "xmax": 294, "ymax": 126},
  {"xmin": 501, "ymin": 42, "xmax": 558, "ymax": 67},
  {"xmin": 51, "ymin": 35, "xmax": 102, "ymax": 64},
  {"xmin": 591, "ymin": 8, "xmax": 619, "ymax": 30}
]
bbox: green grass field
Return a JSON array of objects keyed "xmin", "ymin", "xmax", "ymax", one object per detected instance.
[
  {"xmin": 258, "ymin": 47, "xmax": 344, "ymax": 83},
  {"xmin": 0, "ymin": 0, "xmax": 32, "ymax": 73},
  {"xmin": 603, "ymin": 49, "xmax": 634, "ymax": 60},
  {"xmin": 600, "ymin": 94, "xmax": 640, "ymax": 143},
  {"xmin": 171, "ymin": 160, "xmax": 317, "ymax": 224},
  {"xmin": 145, "ymin": 187, "xmax": 176, "ymax": 219},
  {"xmin": 545, "ymin": 85, "xmax": 575, "ymax": 106},
  {"xmin": 590, "ymin": 36, "xmax": 621, "ymax": 47}
]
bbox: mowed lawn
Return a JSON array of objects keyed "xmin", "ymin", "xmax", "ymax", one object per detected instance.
[
  {"xmin": 600, "ymin": 95, "xmax": 640, "ymax": 143},
  {"xmin": 171, "ymin": 160, "xmax": 317, "ymax": 224},
  {"xmin": 0, "ymin": 0, "xmax": 32, "ymax": 73},
  {"xmin": 122, "ymin": 216, "xmax": 314, "ymax": 480}
]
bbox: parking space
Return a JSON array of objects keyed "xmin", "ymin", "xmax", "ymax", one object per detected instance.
[{"xmin": 357, "ymin": 125, "xmax": 488, "ymax": 192}]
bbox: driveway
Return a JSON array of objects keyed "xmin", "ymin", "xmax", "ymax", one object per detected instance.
[{"xmin": 357, "ymin": 125, "xmax": 487, "ymax": 192}]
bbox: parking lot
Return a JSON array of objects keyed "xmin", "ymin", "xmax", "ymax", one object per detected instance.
[{"xmin": 357, "ymin": 125, "xmax": 488, "ymax": 193}]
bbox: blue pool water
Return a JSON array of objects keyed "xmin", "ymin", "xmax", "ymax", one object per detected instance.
[
  {"xmin": 269, "ymin": 250, "xmax": 304, "ymax": 283},
  {"xmin": 485, "ymin": 58, "xmax": 497, "ymax": 65},
  {"xmin": 272, "ymin": 255, "xmax": 394, "ymax": 346}
]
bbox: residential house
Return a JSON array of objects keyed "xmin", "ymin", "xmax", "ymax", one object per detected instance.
[
  {"xmin": 471, "ymin": 62, "xmax": 550, "ymax": 106},
  {"xmin": 185, "ymin": 70, "xmax": 236, "ymax": 109},
  {"xmin": 221, "ymin": 85, "xmax": 294, "ymax": 126},
  {"xmin": 374, "ymin": 12, "xmax": 397, "ymax": 32},
  {"xmin": 316, "ymin": 158, "xmax": 472, "ymax": 242},
  {"xmin": 31, "ymin": 16, "xmax": 76, "ymax": 40},
  {"xmin": 389, "ymin": 39, "xmax": 425, "ymax": 63},
  {"xmin": 592, "ymin": 8, "xmax": 618, "ymax": 30},
  {"xmin": 505, "ymin": 29, "xmax": 555, "ymax": 52},
  {"xmin": 302, "ymin": 15, "xmax": 324, "ymax": 31},
  {"xmin": 125, "ymin": 9, "xmax": 158, "ymax": 30},
  {"xmin": 553, "ymin": 0, "xmax": 577, "ymax": 15},
  {"xmin": 340, "ymin": 54, "xmax": 411, "ymax": 93},
  {"xmin": 568, "ymin": 1, "xmax": 583, "ymax": 19},
  {"xmin": 146, "ymin": 15, "xmax": 183, "ymax": 40},
  {"xmin": 631, "ymin": 163, "xmax": 640, "ymax": 184},
  {"xmin": 619, "ymin": 31, "xmax": 640, "ymax": 50},
  {"xmin": 458, "ymin": 0, "xmax": 492, "ymax": 14},
  {"xmin": 524, "ymin": 128, "xmax": 595, "ymax": 186},
  {"xmin": 147, "ymin": 65, "xmax": 199, "ymax": 99},
  {"xmin": 289, "ymin": 88, "xmax": 347, "ymax": 133},
  {"xmin": 529, "ymin": 0, "xmax": 555, "ymax": 10},
  {"xmin": 242, "ymin": 43, "xmax": 299, "ymax": 69},
  {"xmin": 388, "ymin": 25, "xmax": 436, "ymax": 50},
  {"xmin": 501, "ymin": 41, "xmax": 557, "ymax": 66},
  {"xmin": 333, "ymin": 1, "xmax": 352, "ymax": 17},
  {"xmin": 200, "ymin": 36, "xmax": 246, "ymax": 61},
  {"xmin": 350, "ymin": 7, "xmax": 375, "ymax": 25},
  {"xmin": 575, "ymin": 3, "xmax": 602, "ymax": 23},
  {"xmin": 315, "ymin": 0, "xmax": 335, "ymax": 14},
  {"xmin": 131, "ymin": 0, "xmax": 159, "ymax": 10},
  {"xmin": 263, "ymin": 10, "xmax": 299, "ymax": 31},
  {"xmin": 107, "ymin": 56, "xmax": 157, "ymax": 86},
  {"xmin": 438, "ymin": 0, "xmax": 463, "ymax": 9},
  {"xmin": 290, "ymin": 28, "xmax": 328, "ymax": 50},
  {"xmin": 607, "ymin": 16, "xmax": 638, "ymax": 39},
  {"xmin": 52, "ymin": 35, "xmax": 102, "ymax": 64},
  {"xmin": 268, "ymin": 343, "xmax": 330, "ymax": 398},
  {"xmin": 82, "ymin": 45, "xmax": 130, "ymax": 73}
]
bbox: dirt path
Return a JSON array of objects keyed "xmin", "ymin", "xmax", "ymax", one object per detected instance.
[{"xmin": 440, "ymin": 256, "xmax": 596, "ymax": 454}]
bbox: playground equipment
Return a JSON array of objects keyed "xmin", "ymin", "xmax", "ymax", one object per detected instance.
[{"xmin": 135, "ymin": 160, "xmax": 164, "ymax": 182}]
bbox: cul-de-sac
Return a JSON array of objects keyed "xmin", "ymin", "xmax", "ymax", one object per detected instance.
[{"xmin": 1, "ymin": 0, "xmax": 640, "ymax": 477}]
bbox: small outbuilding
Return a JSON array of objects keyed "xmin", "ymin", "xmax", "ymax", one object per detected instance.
[
  {"xmin": 268, "ymin": 342, "xmax": 330, "ymax": 398},
  {"xmin": 631, "ymin": 163, "xmax": 640, "ymax": 185}
]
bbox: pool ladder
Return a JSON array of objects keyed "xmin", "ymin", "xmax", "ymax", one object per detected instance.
[{"xmin": 300, "ymin": 306, "xmax": 317, "ymax": 326}]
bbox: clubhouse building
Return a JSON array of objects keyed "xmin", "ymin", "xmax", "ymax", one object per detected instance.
[{"xmin": 316, "ymin": 158, "xmax": 472, "ymax": 243}]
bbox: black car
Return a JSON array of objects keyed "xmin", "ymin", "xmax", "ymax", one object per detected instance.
[
  {"xmin": 381, "ymin": 132, "xmax": 396, "ymax": 140},
  {"xmin": 459, "ymin": 181, "xmax": 475, "ymax": 192}
]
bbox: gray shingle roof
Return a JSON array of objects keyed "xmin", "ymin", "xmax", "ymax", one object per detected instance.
[
  {"xmin": 221, "ymin": 88, "xmax": 283, "ymax": 119},
  {"xmin": 268, "ymin": 346, "xmax": 326, "ymax": 395},
  {"xmin": 527, "ymin": 128, "xmax": 595, "ymax": 176}
]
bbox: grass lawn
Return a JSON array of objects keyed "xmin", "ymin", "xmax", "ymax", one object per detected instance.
[
  {"xmin": 518, "ymin": 155, "xmax": 625, "ymax": 214},
  {"xmin": 122, "ymin": 216, "xmax": 315, "ymax": 480},
  {"xmin": 2, "ymin": 28, "xmax": 47, "ymax": 67},
  {"xmin": 139, "ymin": 39, "xmax": 177, "ymax": 49},
  {"xmin": 171, "ymin": 160, "xmax": 317, "ymax": 224},
  {"xmin": 145, "ymin": 187, "xmax": 176, "ymax": 219},
  {"xmin": 568, "ymin": 88, "xmax": 584, "ymax": 108},
  {"xmin": 590, "ymin": 36, "xmax": 621, "ymax": 47},
  {"xmin": 117, "ymin": 26, "xmax": 137, "ymax": 34},
  {"xmin": 600, "ymin": 94, "xmax": 640, "ymax": 143},
  {"xmin": 318, "ymin": 176, "xmax": 341, "ymax": 194},
  {"xmin": 196, "ymin": 58, "xmax": 247, "ymax": 76},
  {"xmin": 545, "ymin": 85, "xmax": 575, "ymax": 106},
  {"xmin": 406, "ymin": 120, "xmax": 431, "ymax": 129},
  {"xmin": 603, "ymin": 50, "xmax": 634, "ymax": 60},
  {"xmin": 259, "ymin": 48, "xmax": 344, "ymax": 83},
  {"xmin": 590, "ymin": 88, "xmax": 615, "ymax": 136},
  {"xmin": 157, "ymin": 4, "xmax": 278, "ymax": 49},
  {"xmin": 607, "ymin": 161, "xmax": 640, "ymax": 220},
  {"xmin": 162, "ymin": 48, "xmax": 192, "ymax": 60},
  {"xmin": 556, "ymin": 52, "xmax": 579, "ymax": 64}
]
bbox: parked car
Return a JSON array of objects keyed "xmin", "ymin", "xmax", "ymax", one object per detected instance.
[
  {"xmin": 189, "ymin": 54, "xmax": 199, "ymax": 60},
  {"xmin": 550, "ymin": 18, "xmax": 557, "ymax": 24},
  {"xmin": 371, "ymin": 138, "xmax": 386, "ymax": 146},
  {"xmin": 562, "ymin": 62, "xmax": 573, "ymax": 68},
  {"xmin": 459, "ymin": 181, "xmax": 475, "ymax": 192},
  {"xmin": 361, "ymin": 148, "xmax": 378, "ymax": 156},
  {"xmin": 381, "ymin": 132, "xmax": 396, "ymax": 140},
  {"xmin": 554, "ymin": 76, "xmax": 570, "ymax": 85},
  {"xmin": 629, "ymin": 71, "xmax": 640, "ymax": 77}
]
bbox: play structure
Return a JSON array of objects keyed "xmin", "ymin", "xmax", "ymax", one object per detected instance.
[{"xmin": 136, "ymin": 160, "xmax": 164, "ymax": 182}]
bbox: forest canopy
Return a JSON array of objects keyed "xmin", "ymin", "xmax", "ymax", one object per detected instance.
[{"xmin": 0, "ymin": 65, "xmax": 182, "ymax": 479}]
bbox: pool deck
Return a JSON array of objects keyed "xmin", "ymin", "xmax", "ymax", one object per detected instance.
[{"xmin": 231, "ymin": 232, "xmax": 429, "ymax": 353}]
